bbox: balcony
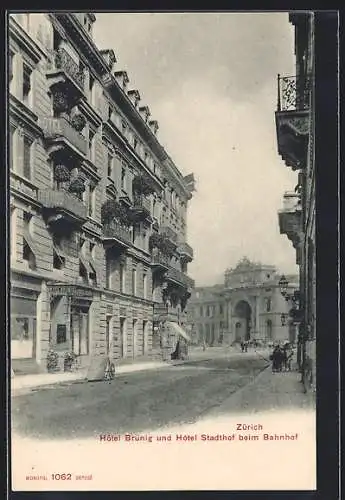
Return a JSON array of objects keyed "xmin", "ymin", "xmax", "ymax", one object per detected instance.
[
  {"xmin": 275, "ymin": 74, "xmax": 311, "ymax": 170},
  {"xmin": 38, "ymin": 189, "xmax": 87, "ymax": 226},
  {"xmin": 131, "ymin": 195, "xmax": 152, "ymax": 222},
  {"xmin": 46, "ymin": 47, "xmax": 85, "ymax": 97},
  {"xmin": 278, "ymin": 192, "xmax": 302, "ymax": 263},
  {"xmin": 40, "ymin": 117, "xmax": 87, "ymax": 160},
  {"xmin": 178, "ymin": 241, "xmax": 194, "ymax": 262},
  {"xmin": 153, "ymin": 303, "xmax": 179, "ymax": 323},
  {"xmin": 165, "ymin": 267, "xmax": 195, "ymax": 290},
  {"xmin": 151, "ymin": 250, "xmax": 171, "ymax": 271},
  {"xmin": 160, "ymin": 226, "xmax": 178, "ymax": 245},
  {"xmin": 102, "ymin": 221, "xmax": 132, "ymax": 250}
]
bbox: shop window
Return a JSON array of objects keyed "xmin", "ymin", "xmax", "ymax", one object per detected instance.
[
  {"xmin": 11, "ymin": 305, "xmax": 36, "ymax": 359},
  {"xmin": 120, "ymin": 317, "xmax": 126, "ymax": 358},
  {"xmin": 23, "ymin": 63, "xmax": 32, "ymax": 106}
]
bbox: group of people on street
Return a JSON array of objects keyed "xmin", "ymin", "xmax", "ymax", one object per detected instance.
[{"xmin": 270, "ymin": 343, "xmax": 294, "ymax": 372}]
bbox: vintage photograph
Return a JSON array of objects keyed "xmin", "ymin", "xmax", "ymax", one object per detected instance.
[{"xmin": 8, "ymin": 10, "xmax": 323, "ymax": 491}]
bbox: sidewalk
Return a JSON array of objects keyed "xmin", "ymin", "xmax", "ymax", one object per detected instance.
[
  {"xmin": 206, "ymin": 363, "xmax": 315, "ymax": 418},
  {"xmin": 11, "ymin": 346, "xmax": 240, "ymax": 395}
]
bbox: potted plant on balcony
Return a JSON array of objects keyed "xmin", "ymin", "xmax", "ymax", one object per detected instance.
[
  {"xmin": 70, "ymin": 113, "xmax": 86, "ymax": 132},
  {"xmin": 54, "ymin": 164, "xmax": 71, "ymax": 188},
  {"xmin": 132, "ymin": 174, "xmax": 155, "ymax": 197},
  {"xmin": 69, "ymin": 176, "xmax": 86, "ymax": 197},
  {"xmin": 46, "ymin": 349, "xmax": 59, "ymax": 373}
]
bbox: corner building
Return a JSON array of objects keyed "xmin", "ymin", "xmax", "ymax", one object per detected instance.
[{"xmin": 9, "ymin": 13, "xmax": 195, "ymax": 374}]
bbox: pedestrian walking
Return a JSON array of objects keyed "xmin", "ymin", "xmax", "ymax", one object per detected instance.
[{"xmin": 240, "ymin": 341, "xmax": 245, "ymax": 353}]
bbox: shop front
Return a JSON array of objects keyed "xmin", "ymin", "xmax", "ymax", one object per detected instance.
[{"xmin": 48, "ymin": 282, "xmax": 93, "ymax": 370}]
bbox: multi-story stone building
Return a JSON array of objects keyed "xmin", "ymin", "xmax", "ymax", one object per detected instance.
[
  {"xmin": 274, "ymin": 12, "xmax": 335, "ymax": 391},
  {"xmin": 189, "ymin": 258, "xmax": 298, "ymax": 346},
  {"xmin": 9, "ymin": 12, "xmax": 195, "ymax": 375}
]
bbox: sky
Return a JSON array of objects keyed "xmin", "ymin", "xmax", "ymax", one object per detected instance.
[{"xmin": 93, "ymin": 12, "xmax": 298, "ymax": 286}]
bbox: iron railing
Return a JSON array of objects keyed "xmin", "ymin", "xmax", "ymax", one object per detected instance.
[
  {"xmin": 151, "ymin": 251, "xmax": 171, "ymax": 267},
  {"xmin": 102, "ymin": 221, "xmax": 132, "ymax": 245},
  {"xmin": 165, "ymin": 267, "xmax": 195, "ymax": 289},
  {"xmin": 277, "ymin": 74, "xmax": 311, "ymax": 112},
  {"xmin": 38, "ymin": 189, "xmax": 87, "ymax": 219},
  {"xmin": 48, "ymin": 47, "xmax": 85, "ymax": 91}
]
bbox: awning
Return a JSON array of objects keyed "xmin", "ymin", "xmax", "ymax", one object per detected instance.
[
  {"xmin": 79, "ymin": 254, "xmax": 92, "ymax": 275},
  {"xmin": 166, "ymin": 321, "xmax": 191, "ymax": 342}
]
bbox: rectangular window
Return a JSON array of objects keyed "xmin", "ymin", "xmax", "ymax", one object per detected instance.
[
  {"xmin": 142, "ymin": 320, "xmax": 147, "ymax": 355},
  {"xmin": 199, "ymin": 306, "xmax": 203, "ymax": 317},
  {"xmin": 120, "ymin": 263, "xmax": 125, "ymax": 293},
  {"xmin": 88, "ymin": 128, "xmax": 95, "ymax": 161},
  {"xmin": 106, "ymin": 257, "xmax": 112, "ymax": 289},
  {"xmin": 219, "ymin": 304, "xmax": 224, "ymax": 315},
  {"xmin": 89, "ymin": 74, "xmax": 94, "ymax": 102},
  {"xmin": 23, "ymin": 63, "xmax": 32, "ymax": 105},
  {"xmin": 132, "ymin": 268, "xmax": 137, "ymax": 296},
  {"xmin": 143, "ymin": 272, "xmax": 147, "ymax": 299},
  {"xmin": 133, "ymin": 137, "xmax": 138, "ymax": 150},
  {"xmin": 9, "ymin": 50, "xmax": 14, "ymax": 84},
  {"xmin": 11, "ymin": 207, "xmax": 16, "ymax": 260},
  {"xmin": 88, "ymin": 184, "xmax": 96, "ymax": 218},
  {"xmin": 23, "ymin": 136, "xmax": 32, "ymax": 180},
  {"xmin": 121, "ymin": 121, "xmax": 127, "ymax": 136},
  {"xmin": 10, "ymin": 125, "xmax": 16, "ymax": 170},
  {"xmin": 107, "ymin": 152, "xmax": 113, "ymax": 178},
  {"xmin": 121, "ymin": 166, "xmax": 126, "ymax": 190},
  {"xmin": 132, "ymin": 319, "xmax": 137, "ymax": 358}
]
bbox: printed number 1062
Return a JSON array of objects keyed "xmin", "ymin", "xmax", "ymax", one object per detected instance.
[{"xmin": 51, "ymin": 473, "xmax": 72, "ymax": 480}]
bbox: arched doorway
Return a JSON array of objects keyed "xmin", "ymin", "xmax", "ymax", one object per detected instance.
[{"xmin": 233, "ymin": 300, "xmax": 252, "ymax": 341}]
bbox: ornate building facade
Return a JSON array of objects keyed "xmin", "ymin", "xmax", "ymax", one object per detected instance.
[
  {"xmin": 9, "ymin": 13, "xmax": 195, "ymax": 375},
  {"xmin": 275, "ymin": 12, "xmax": 317, "ymax": 390},
  {"xmin": 189, "ymin": 258, "xmax": 298, "ymax": 346}
]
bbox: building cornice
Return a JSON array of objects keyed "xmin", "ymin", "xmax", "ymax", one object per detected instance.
[{"xmin": 9, "ymin": 17, "xmax": 43, "ymax": 63}]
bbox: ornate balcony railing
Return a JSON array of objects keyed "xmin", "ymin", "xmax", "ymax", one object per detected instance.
[
  {"xmin": 102, "ymin": 221, "xmax": 132, "ymax": 246},
  {"xmin": 47, "ymin": 47, "xmax": 85, "ymax": 91},
  {"xmin": 40, "ymin": 117, "xmax": 87, "ymax": 157},
  {"xmin": 38, "ymin": 189, "xmax": 87, "ymax": 220},
  {"xmin": 132, "ymin": 195, "xmax": 151, "ymax": 213},
  {"xmin": 151, "ymin": 251, "xmax": 171, "ymax": 268},
  {"xmin": 277, "ymin": 74, "xmax": 311, "ymax": 112},
  {"xmin": 165, "ymin": 267, "xmax": 195, "ymax": 289}
]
